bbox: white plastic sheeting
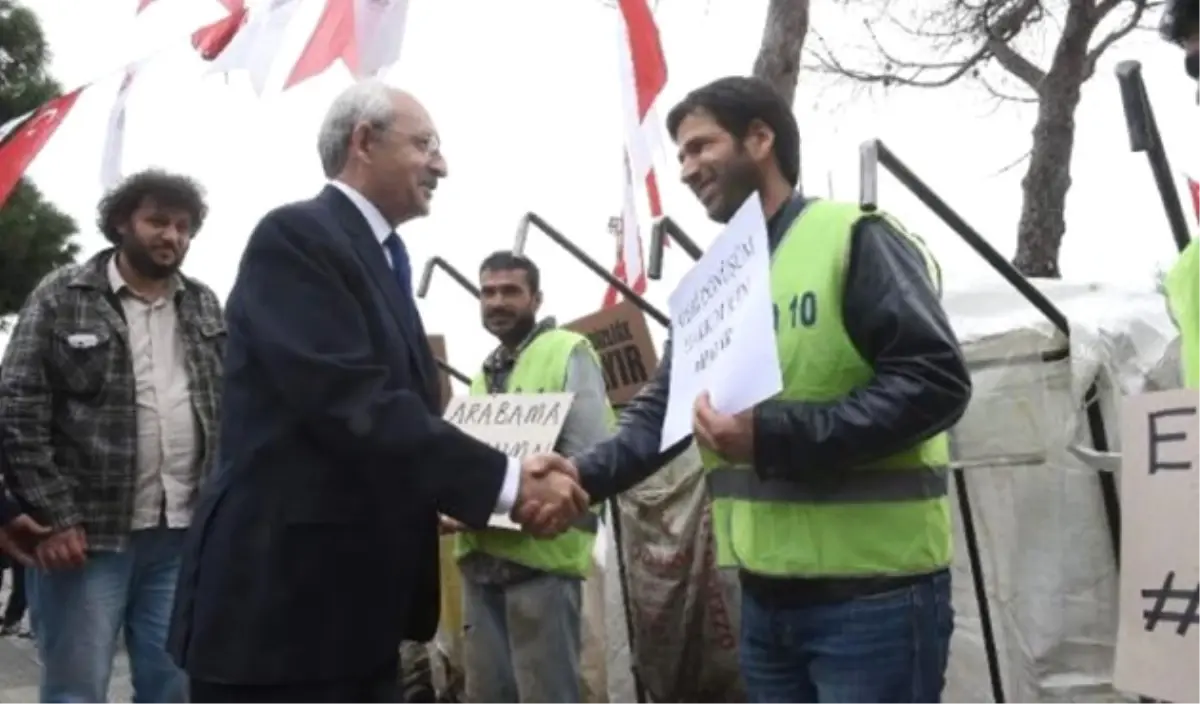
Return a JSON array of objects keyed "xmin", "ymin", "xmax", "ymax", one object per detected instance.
[{"xmin": 595, "ymin": 279, "xmax": 1177, "ymax": 703}]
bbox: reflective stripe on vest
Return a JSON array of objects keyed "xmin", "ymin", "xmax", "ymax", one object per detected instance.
[{"xmin": 706, "ymin": 465, "xmax": 949, "ymax": 504}]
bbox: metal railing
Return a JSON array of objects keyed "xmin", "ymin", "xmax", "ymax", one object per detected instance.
[
  {"xmin": 414, "ymin": 257, "xmax": 476, "ymax": 385},
  {"xmin": 512, "ymin": 212, "xmax": 670, "ymax": 328},
  {"xmin": 1115, "ymin": 61, "xmax": 1189, "ymax": 704}
]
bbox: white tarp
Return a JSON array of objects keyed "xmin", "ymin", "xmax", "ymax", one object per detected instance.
[{"xmin": 594, "ymin": 279, "xmax": 1178, "ymax": 703}]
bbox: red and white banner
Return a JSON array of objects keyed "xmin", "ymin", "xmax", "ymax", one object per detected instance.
[
  {"xmin": 206, "ymin": 0, "xmax": 303, "ymax": 94},
  {"xmin": 605, "ymin": 0, "xmax": 668, "ymax": 308},
  {"xmin": 0, "ymin": 89, "xmax": 85, "ymax": 209},
  {"xmin": 285, "ymin": 0, "xmax": 409, "ymax": 90}
]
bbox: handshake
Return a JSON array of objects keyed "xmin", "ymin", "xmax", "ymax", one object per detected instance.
[
  {"xmin": 439, "ymin": 453, "xmax": 590, "ymax": 538},
  {"xmin": 510, "ymin": 453, "xmax": 590, "ymax": 537}
]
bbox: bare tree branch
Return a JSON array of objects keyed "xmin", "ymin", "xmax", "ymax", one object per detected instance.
[
  {"xmin": 1084, "ymin": 0, "xmax": 1154, "ymax": 78},
  {"xmin": 979, "ymin": 0, "xmax": 1048, "ymax": 90}
]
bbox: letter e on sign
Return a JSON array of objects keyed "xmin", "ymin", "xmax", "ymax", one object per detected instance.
[{"xmin": 1113, "ymin": 388, "xmax": 1199, "ymax": 704}]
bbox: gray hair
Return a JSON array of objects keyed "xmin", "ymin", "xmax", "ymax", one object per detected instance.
[{"xmin": 316, "ymin": 79, "xmax": 398, "ymax": 178}]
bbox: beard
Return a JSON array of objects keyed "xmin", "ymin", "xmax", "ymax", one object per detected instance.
[
  {"xmin": 708, "ymin": 153, "xmax": 763, "ymax": 224},
  {"xmin": 122, "ymin": 239, "xmax": 182, "ymax": 281}
]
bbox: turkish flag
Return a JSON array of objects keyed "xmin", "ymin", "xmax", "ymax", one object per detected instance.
[
  {"xmin": 0, "ymin": 89, "xmax": 83, "ymax": 210},
  {"xmin": 192, "ymin": 3, "xmax": 249, "ymax": 61},
  {"xmin": 136, "ymin": 0, "xmax": 156, "ymax": 13},
  {"xmin": 284, "ymin": 0, "xmax": 357, "ymax": 90}
]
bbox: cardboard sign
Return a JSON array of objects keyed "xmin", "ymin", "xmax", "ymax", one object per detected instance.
[
  {"xmin": 443, "ymin": 391, "xmax": 575, "ymax": 530},
  {"xmin": 566, "ymin": 300, "xmax": 659, "ymax": 406},
  {"xmin": 1113, "ymin": 388, "xmax": 1199, "ymax": 704},
  {"xmin": 427, "ymin": 334, "xmax": 454, "ymax": 412}
]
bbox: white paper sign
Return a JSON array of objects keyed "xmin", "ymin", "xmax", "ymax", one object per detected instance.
[
  {"xmin": 661, "ymin": 192, "xmax": 783, "ymax": 451},
  {"xmin": 1113, "ymin": 388, "xmax": 1199, "ymax": 704},
  {"xmin": 443, "ymin": 392, "xmax": 575, "ymax": 530}
]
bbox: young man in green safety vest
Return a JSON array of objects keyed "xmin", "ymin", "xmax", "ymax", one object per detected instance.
[
  {"xmin": 449, "ymin": 251, "xmax": 614, "ymax": 703},
  {"xmin": 1160, "ymin": 0, "xmax": 1199, "ymax": 388},
  {"xmin": 529, "ymin": 77, "xmax": 974, "ymax": 703}
]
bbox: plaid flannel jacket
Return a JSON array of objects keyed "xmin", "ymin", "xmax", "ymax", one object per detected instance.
[{"xmin": 0, "ymin": 249, "xmax": 225, "ymax": 551}]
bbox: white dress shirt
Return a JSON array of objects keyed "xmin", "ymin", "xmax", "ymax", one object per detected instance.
[{"xmin": 329, "ymin": 180, "xmax": 522, "ymax": 517}]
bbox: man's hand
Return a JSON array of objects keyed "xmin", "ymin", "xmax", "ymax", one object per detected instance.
[
  {"xmin": 438, "ymin": 514, "xmax": 466, "ymax": 535},
  {"xmin": 693, "ymin": 391, "xmax": 755, "ymax": 463},
  {"xmin": 511, "ymin": 453, "xmax": 589, "ymax": 538},
  {"xmin": 0, "ymin": 514, "xmax": 51, "ymax": 567},
  {"xmin": 35, "ymin": 525, "xmax": 87, "ymax": 571}
]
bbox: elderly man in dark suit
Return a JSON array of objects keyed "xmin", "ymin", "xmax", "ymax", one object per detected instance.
[{"xmin": 168, "ymin": 80, "xmax": 589, "ymax": 703}]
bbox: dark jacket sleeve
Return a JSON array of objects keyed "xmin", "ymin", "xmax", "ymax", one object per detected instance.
[
  {"xmin": 752, "ymin": 215, "xmax": 972, "ymax": 478},
  {"xmin": 571, "ymin": 344, "xmax": 691, "ymax": 502},
  {"xmin": 229, "ymin": 209, "xmax": 507, "ymax": 525}
]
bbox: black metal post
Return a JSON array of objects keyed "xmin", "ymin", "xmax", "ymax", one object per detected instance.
[
  {"xmin": 647, "ymin": 217, "xmax": 705, "ymax": 280},
  {"xmin": 417, "ymin": 256, "xmax": 481, "ymax": 300},
  {"xmin": 1115, "ymin": 61, "xmax": 1192, "ymax": 253},
  {"xmin": 434, "ymin": 359, "xmax": 470, "ymax": 386},
  {"xmin": 512, "ymin": 212, "xmax": 670, "ymax": 327}
]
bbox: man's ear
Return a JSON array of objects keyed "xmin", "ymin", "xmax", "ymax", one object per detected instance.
[
  {"xmin": 746, "ymin": 119, "xmax": 776, "ymax": 162},
  {"xmin": 533, "ymin": 290, "xmax": 544, "ymax": 313},
  {"xmin": 351, "ymin": 122, "xmax": 375, "ymax": 163}
]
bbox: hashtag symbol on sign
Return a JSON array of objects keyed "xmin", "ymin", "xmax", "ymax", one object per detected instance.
[{"xmin": 1142, "ymin": 571, "xmax": 1200, "ymax": 636}]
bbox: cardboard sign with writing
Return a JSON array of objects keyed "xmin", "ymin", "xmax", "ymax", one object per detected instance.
[
  {"xmin": 1113, "ymin": 388, "xmax": 1199, "ymax": 704},
  {"xmin": 426, "ymin": 334, "xmax": 455, "ymax": 412},
  {"xmin": 566, "ymin": 300, "xmax": 659, "ymax": 406},
  {"xmin": 443, "ymin": 392, "xmax": 575, "ymax": 530}
]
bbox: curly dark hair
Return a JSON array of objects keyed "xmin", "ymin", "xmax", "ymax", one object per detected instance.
[
  {"xmin": 96, "ymin": 169, "xmax": 209, "ymax": 246},
  {"xmin": 666, "ymin": 76, "xmax": 801, "ymax": 188}
]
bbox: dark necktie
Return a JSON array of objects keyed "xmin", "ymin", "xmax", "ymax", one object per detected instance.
[{"xmin": 383, "ymin": 232, "xmax": 412, "ymax": 295}]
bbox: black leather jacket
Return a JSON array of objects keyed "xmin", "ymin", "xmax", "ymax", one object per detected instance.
[{"xmin": 571, "ymin": 194, "xmax": 973, "ymax": 603}]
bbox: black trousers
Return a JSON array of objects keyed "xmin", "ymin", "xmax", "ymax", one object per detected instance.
[{"xmin": 189, "ymin": 656, "xmax": 399, "ymax": 703}]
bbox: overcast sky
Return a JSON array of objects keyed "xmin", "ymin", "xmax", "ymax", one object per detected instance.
[{"xmin": 10, "ymin": 0, "xmax": 1198, "ymax": 372}]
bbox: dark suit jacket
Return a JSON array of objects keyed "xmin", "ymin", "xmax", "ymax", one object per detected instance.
[{"xmin": 168, "ymin": 186, "xmax": 508, "ymax": 686}]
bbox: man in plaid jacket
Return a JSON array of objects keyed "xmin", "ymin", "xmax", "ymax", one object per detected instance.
[{"xmin": 0, "ymin": 170, "xmax": 224, "ymax": 703}]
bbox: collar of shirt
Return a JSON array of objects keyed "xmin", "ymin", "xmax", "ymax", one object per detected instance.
[
  {"xmin": 330, "ymin": 180, "xmax": 393, "ymax": 247},
  {"xmin": 106, "ymin": 251, "xmax": 180, "ymax": 302},
  {"xmin": 481, "ymin": 316, "xmax": 558, "ymax": 380}
]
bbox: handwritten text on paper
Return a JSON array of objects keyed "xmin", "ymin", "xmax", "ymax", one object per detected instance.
[
  {"xmin": 444, "ymin": 392, "xmax": 575, "ymax": 530},
  {"xmin": 661, "ymin": 192, "xmax": 783, "ymax": 451}
]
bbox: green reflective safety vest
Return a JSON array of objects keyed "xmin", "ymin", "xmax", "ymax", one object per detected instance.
[
  {"xmin": 454, "ymin": 328, "xmax": 613, "ymax": 578},
  {"xmin": 704, "ymin": 200, "xmax": 954, "ymax": 579},
  {"xmin": 1165, "ymin": 238, "xmax": 1199, "ymax": 389}
]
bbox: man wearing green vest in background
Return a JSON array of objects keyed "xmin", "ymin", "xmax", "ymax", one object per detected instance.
[
  {"xmin": 1160, "ymin": 0, "xmax": 1199, "ymax": 388},
  {"xmin": 450, "ymin": 251, "xmax": 613, "ymax": 703},
  {"xmin": 527, "ymin": 77, "xmax": 974, "ymax": 703}
]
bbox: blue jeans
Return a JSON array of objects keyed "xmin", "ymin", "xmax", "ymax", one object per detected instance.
[
  {"xmin": 739, "ymin": 571, "xmax": 954, "ymax": 703},
  {"xmin": 461, "ymin": 573, "xmax": 582, "ymax": 703},
  {"xmin": 27, "ymin": 528, "xmax": 188, "ymax": 703}
]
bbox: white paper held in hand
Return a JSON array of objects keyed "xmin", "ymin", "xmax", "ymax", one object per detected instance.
[{"xmin": 660, "ymin": 192, "xmax": 783, "ymax": 451}]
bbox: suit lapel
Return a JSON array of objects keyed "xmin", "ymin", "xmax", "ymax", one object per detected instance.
[{"xmin": 318, "ymin": 187, "xmax": 436, "ymax": 397}]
